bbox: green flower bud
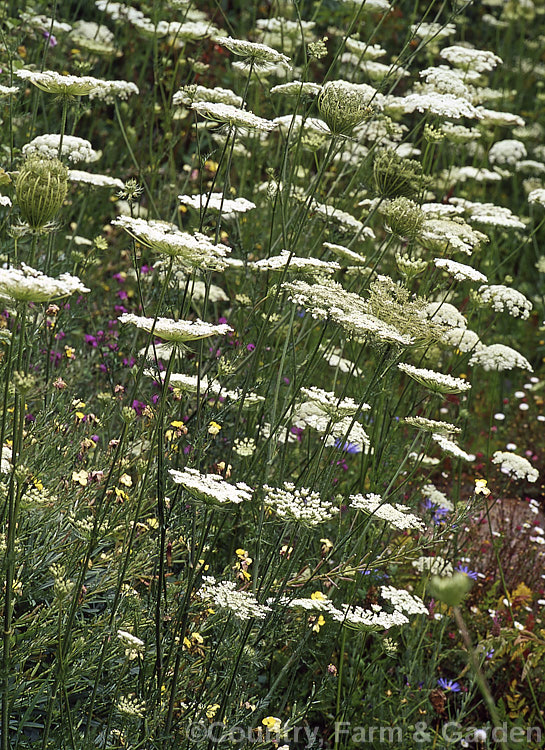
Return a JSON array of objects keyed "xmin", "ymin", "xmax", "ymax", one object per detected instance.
[
  {"xmin": 373, "ymin": 150, "xmax": 425, "ymax": 199},
  {"xmin": 308, "ymin": 37, "xmax": 328, "ymax": 60},
  {"xmin": 12, "ymin": 370, "xmax": 36, "ymax": 396},
  {"xmin": 318, "ymin": 80, "xmax": 374, "ymax": 136},
  {"xmin": 423, "ymin": 124, "xmax": 444, "ymax": 143},
  {"xmin": 16, "ymin": 156, "xmax": 68, "ymax": 229},
  {"xmin": 430, "ymin": 572, "xmax": 473, "ymax": 608}
]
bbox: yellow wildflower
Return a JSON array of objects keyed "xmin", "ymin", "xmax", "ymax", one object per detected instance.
[
  {"xmin": 72, "ymin": 469, "xmax": 88, "ymax": 486},
  {"xmin": 208, "ymin": 421, "xmax": 221, "ymax": 436}
]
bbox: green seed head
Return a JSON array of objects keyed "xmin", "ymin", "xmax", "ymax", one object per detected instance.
[
  {"xmin": 318, "ymin": 80, "xmax": 374, "ymax": 136},
  {"xmin": 373, "ymin": 150, "xmax": 425, "ymax": 199},
  {"xmin": 16, "ymin": 156, "xmax": 68, "ymax": 229},
  {"xmin": 381, "ymin": 197, "xmax": 425, "ymax": 238}
]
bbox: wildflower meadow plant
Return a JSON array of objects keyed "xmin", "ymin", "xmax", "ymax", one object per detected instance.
[{"xmin": 1, "ymin": 0, "xmax": 545, "ymax": 747}]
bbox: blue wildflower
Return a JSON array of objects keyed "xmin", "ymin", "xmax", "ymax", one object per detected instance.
[
  {"xmin": 456, "ymin": 565, "xmax": 478, "ymax": 580},
  {"xmin": 437, "ymin": 678, "xmax": 461, "ymax": 692}
]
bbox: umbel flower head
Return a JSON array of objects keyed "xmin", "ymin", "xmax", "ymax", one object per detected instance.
[
  {"xmin": 373, "ymin": 150, "xmax": 426, "ymax": 199},
  {"xmin": 16, "ymin": 156, "xmax": 68, "ymax": 229},
  {"xmin": 0, "ymin": 263, "xmax": 89, "ymax": 303},
  {"xmin": 318, "ymin": 80, "xmax": 375, "ymax": 136},
  {"xmin": 16, "ymin": 68, "xmax": 101, "ymax": 96},
  {"xmin": 118, "ymin": 313, "xmax": 233, "ymax": 342},
  {"xmin": 216, "ymin": 36, "xmax": 292, "ymax": 72}
]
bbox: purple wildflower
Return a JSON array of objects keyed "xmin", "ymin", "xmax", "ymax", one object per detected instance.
[
  {"xmin": 456, "ymin": 564, "xmax": 478, "ymax": 580},
  {"xmin": 437, "ymin": 678, "xmax": 461, "ymax": 692}
]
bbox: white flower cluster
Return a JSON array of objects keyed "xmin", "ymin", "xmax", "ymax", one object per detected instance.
[
  {"xmin": 381, "ymin": 585, "xmax": 428, "ymax": 615},
  {"xmin": 300, "ymin": 386, "xmax": 367, "ymax": 418},
  {"xmin": 95, "ymin": 0, "xmax": 172, "ymax": 36},
  {"xmin": 20, "ymin": 11, "xmax": 72, "ymax": 34},
  {"xmin": 69, "ymin": 170, "xmax": 124, "ymax": 189},
  {"xmin": 112, "ymin": 216, "xmax": 230, "ymax": 269},
  {"xmin": 217, "ymin": 36, "xmax": 292, "ymax": 70},
  {"xmin": 440, "ymin": 123, "xmax": 481, "ymax": 143},
  {"xmin": 273, "ymin": 115, "xmax": 330, "ymax": 149},
  {"xmin": 69, "ymin": 20, "xmax": 115, "ymax": 55},
  {"xmin": 440, "ymin": 166, "xmax": 502, "ymax": 185},
  {"xmin": 528, "ymin": 188, "xmax": 545, "ymax": 208},
  {"xmin": 279, "ymin": 593, "xmax": 417, "ymax": 629},
  {"xmin": 118, "ymin": 313, "xmax": 233, "ymax": 342},
  {"xmin": 478, "ymin": 285, "xmax": 532, "ymax": 319},
  {"xmin": 403, "ymin": 416, "xmax": 460, "ymax": 435},
  {"xmin": 434, "ymin": 258, "xmax": 487, "ymax": 283},
  {"xmin": 23, "ymin": 134, "xmax": 100, "ymax": 164},
  {"xmin": 413, "ymin": 556, "xmax": 453, "ymax": 575},
  {"xmin": 440, "ymin": 327, "xmax": 481, "ymax": 353},
  {"xmin": 17, "ymin": 69, "xmax": 138, "ymax": 102},
  {"xmin": 488, "ymin": 139, "xmax": 527, "ymax": 168},
  {"xmin": 419, "ymin": 66, "xmax": 471, "ymax": 98},
  {"xmin": 419, "ymin": 218, "xmax": 488, "ymax": 255},
  {"xmin": 323, "ymin": 242, "xmax": 366, "ymax": 266},
  {"xmin": 191, "ymin": 101, "xmax": 276, "ymax": 131},
  {"xmin": 88, "ymin": 79, "xmax": 139, "ymax": 103},
  {"xmin": 440, "ymin": 45, "xmax": 502, "ymax": 73},
  {"xmin": 262, "ymin": 482, "xmax": 339, "ymax": 526},
  {"xmin": 399, "ymin": 92, "xmax": 480, "ymax": 120},
  {"xmin": 198, "ymin": 576, "xmax": 271, "ymax": 620},
  {"xmin": 309, "ymin": 199, "xmax": 371, "ymax": 235},
  {"xmin": 173, "ymin": 85, "xmax": 243, "ymax": 108},
  {"xmin": 329, "ymin": 603, "xmax": 410, "ymax": 629},
  {"xmin": 290, "ymin": 399, "xmax": 371, "ymax": 452},
  {"xmin": 475, "ymin": 107, "xmax": 525, "ymax": 128},
  {"xmin": 432, "ymin": 433, "xmax": 475, "ymax": 462},
  {"xmin": 17, "ymin": 69, "xmax": 99, "ymax": 96},
  {"xmin": 411, "ymin": 22, "xmax": 456, "ymax": 41},
  {"xmin": 179, "ymin": 192, "xmax": 255, "ymax": 214},
  {"xmin": 169, "ymin": 468, "xmax": 253, "ymax": 505},
  {"xmin": 398, "ymin": 363, "xmax": 471, "ymax": 394},
  {"xmin": 340, "ymin": 0, "xmax": 392, "ymax": 13},
  {"xmin": 117, "ymin": 630, "xmax": 145, "ymax": 651},
  {"xmin": 0, "ymin": 264, "xmax": 89, "ymax": 303},
  {"xmin": 492, "ymin": 451, "xmax": 539, "ymax": 482},
  {"xmin": 424, "ymin": 301, "xmax": 467, "ymax": 330},
  {"xmin": 284, "ymin": 279, "xmax": 412, "ymax": 346},
  {"xmin": 165, "ymin": 20, "xmax": 220, "ymax": 44},
  {"xmin": 251, "ymin": 250, "xmax": 339, "ymax": 275},
  {"xmin": 349, "ymin": 493, "xmax": 424, "ymax": 531},
  {"xmin": 271, "ymin": 82, "xmax": 322, "ymax": 96},
  {"xmin": 469, "ymin": 344, "xmax": 532, "ymax": 372},
  {"xmin": 450, "ymin": 198, "xmax": 525, "ymax": 230}
]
